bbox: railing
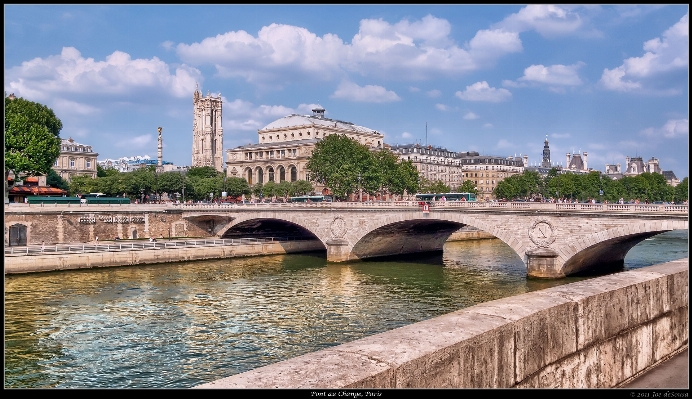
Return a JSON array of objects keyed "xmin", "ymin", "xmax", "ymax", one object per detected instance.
[
  {"xmin": 6, "ymin": 201, "xmax": 688, "ymax": 213},
  {"xmin": 4, "ymin": 237, "xmax": 302, "ymax": 257}
]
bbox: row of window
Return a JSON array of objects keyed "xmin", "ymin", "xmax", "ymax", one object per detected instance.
[
  {"xmin": 61, "ymin": 146, "xmax": 93, "ymax": 152},
  {"xmin": 54, "ymin": 158, "xmax": 93, "ymax": 169},
  {"xmin": 244, "ymin": 149, "xmax": 298, "ymax": 160}
]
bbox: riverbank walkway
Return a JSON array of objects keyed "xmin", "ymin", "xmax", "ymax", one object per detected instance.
[
  {"xmin": 624, "ymin": 348, "xmax": 688, "ymax": 389},
  {"xmin": 4, "ymin": 237, "xmax": 301, "ymax": 257}
]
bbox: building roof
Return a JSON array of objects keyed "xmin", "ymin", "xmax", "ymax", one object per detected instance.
[
  {"xmin": 9, "ymin": 186, "xmax": 67, "ymax": 196},
  {"xmin": 260, "ymin": 114, "xmax": 381, "ymax": 136},
  {"xmin": 231, "ymin": 138, "xmax": 320, "ymax": 151},
  {"xmin": 663, "ymin": 170, "xmax": 678, "ymax": 180}
]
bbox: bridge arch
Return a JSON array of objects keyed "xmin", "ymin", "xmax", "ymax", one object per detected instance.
[
  {"xmin": 345, "ymin": 212, "xmax": 526, "ymax": 264},
  {"xmin": 218, "ymin": 214, "xmax": 326, "ymax": 250}
]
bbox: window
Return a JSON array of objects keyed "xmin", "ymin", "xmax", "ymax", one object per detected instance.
[
  {"xmin": 70, "ymin": 159, "xmax": 75, "ymax": 168},
  {"xmin": 54, "ymin": 159, "xmax": 58, "ymax": 166},
  {"xmin": 86, "ymin": 159, "xmax": 92, "ymax": 168}
]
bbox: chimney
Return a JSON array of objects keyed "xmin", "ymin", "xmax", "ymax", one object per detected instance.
[
  {"xmin": 583, "ymin": 152, "xmax": 588, "ymax": 171},
  {"xmin": 566, "ymin": 153, "xmax": 571, "ymax": 169}
]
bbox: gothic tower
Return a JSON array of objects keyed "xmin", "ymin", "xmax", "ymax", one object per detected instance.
[
  {"xmin": 192, "ymin": 84, "xmax": 224, "ymax": 172},
  {"xmin": 541, "ymin": 136, "xmax": 551, "ymax": 168}
]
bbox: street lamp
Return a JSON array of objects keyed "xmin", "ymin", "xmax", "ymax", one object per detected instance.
[
  {"xmin": 140, "ymin": 188, "xmax": 144, "ymax": 204},
  {"xmin": 358, "ymin": 172, "xmax": 362, "ymax": 202},
  {"xmin": 209, "ymin": 192, "xmax": 213, "ymax": 203}
]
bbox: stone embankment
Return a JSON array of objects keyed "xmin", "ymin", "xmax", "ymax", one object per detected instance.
[
  {"xmin": 196, "ymin": 258, "xmax": 689, "ymax": 389},
  {"xmin": 4, "ymin": 240, "xmax": 324, "ymax": 274}
]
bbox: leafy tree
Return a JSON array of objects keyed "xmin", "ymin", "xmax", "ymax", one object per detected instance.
[
  {"xmin": 458, "ymin": 180, "xmax": 478, "ymax": 195},
  {"xmin": 97, "ymin": 164, "xmax": 120, "ymax": 178},
  {"xmin": 306, "ymin": 134, "xmax": 374, "ymax": 200},
  {"xmin": 275, "ymin": 180, "xmax": 293, "ymax": 199},
  {"xmin": 390, "ymin": 159, "xmax": 420, "ymax": 198},
  {"xmin": 187, "ymin": 166, "xmax": 220, "ymax": 179},
  {"xmin": 252, "ymin": 182, "xmax": 264, "ymax": 198},
  {"xmin": 192, "ymin": 176, "xmax": 224, "ymax": 201},
  {"xmin": 96, "ymin": 174, "xmax": 128, "ymax": 197},
  {"xmin": 225, "ymin": 176, "xmax": 251, "ymax": 198},
  {"xmin": 674, "ymin": 177, "xmax": 688, "ymax": 203},
  {"xmin": 262, "ymin": 181, "xmax": 278, "ymax": 199},
  {"xmin": 156, "ymin": 171, "xmax": 185, "ymax": 199},
  {"xmin": 46, "ymin": 169, "xmax": 69, "ymax": 191},
  {"xmin": 5, "ymin": 95, "xmax": 63, "ymax": 200},
  {"xmin": 68, "ymin": 175, "xmax": 99, "ymax": 196},
  {"xmin": 419, "ymin": 178, "xmax": 450, "ymax": 194},
  {"xmin": 291, "ymin": 180, "xmax": 313, "ymax": 196}
]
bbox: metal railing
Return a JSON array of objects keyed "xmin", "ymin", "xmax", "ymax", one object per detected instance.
[
  {"xmin": 4, "ymin": 237, "xmax": 302, "ymax": 257},
  {"xmin": 6, "ymin": 200, "xmax": 688, "ymax": 213}
]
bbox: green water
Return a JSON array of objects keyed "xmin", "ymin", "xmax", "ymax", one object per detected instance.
[{"xmin": 4, "ymin": 230, "xmax": 687, "ymax": 388}]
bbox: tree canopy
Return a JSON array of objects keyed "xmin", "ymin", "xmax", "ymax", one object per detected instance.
[
  {"xmin": 306, "ymin": 134, "xmax": 420, "ymax": 200},
  {"xmin": 5, "ymin": 96, "xmax": 63, "ymax": 186}
]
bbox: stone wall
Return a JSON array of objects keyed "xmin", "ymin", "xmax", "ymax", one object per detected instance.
[
  {"xmin": 196, "ymin": 258, "xmax": 689, "ymax": 389},
  {"xmin": 4, "ymin": 207, "xmax": 211, "ymax": 245},
  {"xmin": 4, "ymin": 240, "xmax": 325, "ymax": 274}
]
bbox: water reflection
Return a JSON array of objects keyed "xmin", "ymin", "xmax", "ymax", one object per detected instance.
[{"xmin": 4, "ymin": 230, "xmax": 687, "ymax": 388}]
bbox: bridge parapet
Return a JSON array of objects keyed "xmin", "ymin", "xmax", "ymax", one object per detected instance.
[{"xmin": 6, "ymin": 201, "xmax": 689, "ymax": 214}]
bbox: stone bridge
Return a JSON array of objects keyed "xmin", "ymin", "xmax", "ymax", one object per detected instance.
[{"xmin": 181, "ymin": 201, "xmax": 688, "ymax": 278}]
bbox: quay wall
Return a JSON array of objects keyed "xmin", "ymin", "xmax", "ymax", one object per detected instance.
[
  {"xmin": 4, "ymin": 240, "xmax": 325, "ymax": 274},
  {"xmin": 196, "ymin": 258, "xmax": 689, "ymax": 389}
]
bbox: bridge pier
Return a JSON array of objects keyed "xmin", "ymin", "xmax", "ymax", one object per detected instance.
[
  {"xmin": 325, "ymin": 238, "xmax": 352, "ymax": 262},
  {"xmin": 525, "ymin": 248, "xmax": 562, "ymax": 279}
]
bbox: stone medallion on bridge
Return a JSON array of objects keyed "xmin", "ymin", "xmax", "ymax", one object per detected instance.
[
  {"xmin": 330, "ymin": 216, "xmax": 347, "ymax": 239},
  {"xmin": 529, "ymin": 218, "xmax": 556, "ymax": 248}
]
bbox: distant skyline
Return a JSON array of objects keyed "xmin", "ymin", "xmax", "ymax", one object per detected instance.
[{"xmin": 4, "ymin": 5, "xmax": 689, "ymax": 178}]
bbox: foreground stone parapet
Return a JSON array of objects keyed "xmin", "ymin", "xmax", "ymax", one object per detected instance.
[{"xmin": 196, "ymin": 258, "xmax": 688, "ymax": 389}]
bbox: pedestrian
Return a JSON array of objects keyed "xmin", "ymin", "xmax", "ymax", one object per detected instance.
[
  {"xmin": 41, "ymin": 241, "xmax": 45, "ymax": 252},
  {"xmin": 95, "ymin": 236, "xmax": 99, "ymax": 243}
]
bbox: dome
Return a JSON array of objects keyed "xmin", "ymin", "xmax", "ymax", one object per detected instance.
[{"xmin": 259, "ymin": 113, "xmax": 381, "ymax": 136}]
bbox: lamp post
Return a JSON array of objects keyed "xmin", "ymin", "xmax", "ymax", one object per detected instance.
[
  {"xmin": 140, "ymin": 188, "xmax": 144, "ymax": 204},
  {"xmin": 358, "ymin": 172, "xmax": 362, "ymax": 202}
]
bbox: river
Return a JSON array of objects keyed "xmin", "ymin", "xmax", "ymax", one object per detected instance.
[{"xmin": 4, "ymin": 230, "xmax": 688, "ymax": 388}]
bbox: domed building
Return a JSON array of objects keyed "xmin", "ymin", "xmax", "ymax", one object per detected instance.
[{"xmin": 225, "ymin": 106, "xmax": 384, "ymax": 187}]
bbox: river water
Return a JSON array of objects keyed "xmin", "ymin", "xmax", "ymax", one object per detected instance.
[{"xmin": 4, "ymin": 230, "xmax": 688, "ymax": 388}]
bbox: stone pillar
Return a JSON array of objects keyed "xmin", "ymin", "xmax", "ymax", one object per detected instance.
[
  {"xmin": 525, "ymin": 248, "xmax": 563, "ymax": 278},
  {"xmin": 325, "ymin": 238, "xmax": 352, "ymax": 262}
]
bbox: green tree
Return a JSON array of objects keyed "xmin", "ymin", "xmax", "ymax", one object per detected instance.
[
  {"xmin": 97, "ymin": 164, "xmax": 119, "ymax": 178},
  {"xmin": 391, "ymin": 160, "xmax": 420, "ymax": 198},
  {"xmin": 275, "ymin": 180, "xmax": 293, "ymax": 200},
  {"xmin": 306, "ymin": 134, "xmax": 373, "ymax": 200},
  {"xmin": 291, "ymin": 180, "xmax": 313, "ymax": 196},
  {"xmin": 156, "ymin": 171, "xmax": 185, "ymax": 199},
  {"xmin": 46, "ymin": 169, "xmax": 69, "ymax": 191},
  {"xmin": 674, "ymin": 177, "xmax": 688, "ymax": 203},
  {"xmin": 459, "ymin": 180, "xmax": 478, "ymax": 195},
  {"xmin": 419, "ymin": 178, "xmax": 450, "ymax": 194},
  {"xmin": 225, "ymin": 177, "xmax": 251, "ymax": 198},
  {"xmin": 262, "ymin": 181, "xmax": 278, "ymax": 199},
  {"xmin": 68, "ymin": 175, "xmax": 99, "ymax": 196},
  {"xmin": 5, "ymin": 95, "xmax": 63, "ymax": 200},
  {"xmin": 187, "ymin": 166, "xmax": 220, "ymax": 179},
  {"xmin": 252, "ymin": 182, "xmax": 264, "ymax": 198}
]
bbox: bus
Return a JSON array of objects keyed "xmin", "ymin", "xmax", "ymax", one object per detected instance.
[
  {"xmin": 289, "ymin": 195, "xmax": 333, "ymax": 203},
  {"xmin": 27, "ymin": 196, "xmax": 81, "ymax": 205},
  {"xmin": 415, "ymin": 192, "xmax": 477, "ymax": 203}
]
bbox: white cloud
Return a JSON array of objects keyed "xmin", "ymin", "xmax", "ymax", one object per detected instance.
[
  {"xmin": 116, "ymin": 134, "xmax": 153, "ymax": 149},
  {"xmin": 330, "ymin": 81, "xmax": 400, "ymax": 103},
  {"xmin": 4, "ymin": 47, "xmax": 202, "ymax": 103},
  {"xmin": 174, "ymin": 15, "xmax": 522, "ymax": 84},
  {"xmin": 51, "ymin": 98, "xmax": 100, "ymax": 116},
  {"xmin": 496, "ymin": 139, "xmax": 513, "ymax": 149},
  {"xmin": 493, "ymin": 5, "xmax": 583, "ymax": 37},
  {"xmin": 463, "ymin": 112, "xmax": 479, "ymax": 120},
  {"xmin": 409, "ymin": 86, "xmax": 421, "ymax": 92},
  {"xmin": 435, "ymin": 103, "xmax": 449, "ymax": 111},
  {"xmin": 551, "ymin": 133, "xmax": 571, "ymax": 139},
  {"xmin": 517, "ymin": 62, "xmax": 585, "ymax": 86},
  {"xmin": 223, "ymin": 99, "xmax": 296, "ymax": 131},
  {"xmin": 427, "ymin": 89, "xmax": 441, "ymax": 97},
  {"xmin": 483, "ymin": 123, "xmax": 493, "ymax": 129},
  {"xmin": 600, "ymin": 13, "xmax": 688, "ymax": 92},
  {"xmin": 641, "ymin": 118, "xmax": 689, "ymax": 138},
  {"xmin": 402, "ymin": 132, "xmax": 413, "ymax": 139},
  {"xmin": 455, "ymin": 81, "xmax": 512, "ymax": 102}
]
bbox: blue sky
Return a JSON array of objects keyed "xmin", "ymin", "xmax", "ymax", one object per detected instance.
[{"xmin": 4, "ymin": 5, "xmax": 689, "ymax": 178}]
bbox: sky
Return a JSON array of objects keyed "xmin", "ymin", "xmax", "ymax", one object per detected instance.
[{"xmin": 4, "ymin": 5, "xmax": 689, "ymax": 179}]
